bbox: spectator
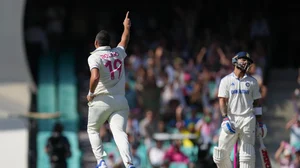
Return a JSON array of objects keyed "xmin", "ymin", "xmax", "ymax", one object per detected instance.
[
  {"xmin": 125, "ymin": 82, "xmax": 138, "ymax": 110},
  {"xmin": 131, "ymin": 144, "xmax": 141, "ymax": 168},
  {"xmin": 139, "ymin": 110, "xmax": 157, "ymax": 148},
  {"xmin": 174, "ymin": 105, "xmax": 195, "ymax": 147},
  {"xmin": 160, "ymin": 74, "xmax": 186, "ymax": 109},
  {"xmin": 148, "ymin": 139, "xmax": 166, "ymax": 168},
  {"xmin": 294, "ymin": 149, "xmax": 300, "ymax": 168},
  {"xmin": 275, "ymin": 141, "xmax": 295, "ymax": 168},
  {"xmin": 251, "ymin": 41, "xmax": 268, "ymax": 70},
  {"xmin": 157, "ymin": 119, "xmax": 167, "ymax": 133},
  {"xmin": 106, "ymin": 153, "xmax": 122, "ymax": 168},
  {"xmin": 286, "ymin": 115, "xmax": 300, "ymax": 148},
  {"xmin": 163, "ymin": 139, "xmax": 195, "ymax": 168},
  {"xmin": 126, "ymin": 115, "xmax": 140, "ymax": 143},
  {"xmin": 184, "ymin": 106, "xmax": 201, "ymax": 134},
  {"xmin": 248, "ymin": 63, "xmax": 268, "ymax": 101},
  {"xmin": 99, "ymin": 123, "xmax": 112, "ymax": 143},
  {"xmin": 195, "ymin": 108, "xmax": 217, "ymax": 166},
  {"xmin": 45, "ymin": 122, "xmax": 71, "ymax": 168},
  {"xmin": 164, "ymin": 139, "xmax": 189, "ymax": 163}
]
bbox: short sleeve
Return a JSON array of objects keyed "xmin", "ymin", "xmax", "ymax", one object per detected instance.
[
  {"xmin": 218, "ymin": 78, "xmax": 229, "ymax": 98},
  {"xmin": 115, "ymin": 46, "xmax": 127, "ymax": 59},
  {"xmin": 87, "ymin": 55, "xmax": 100, "ymax": 70},
  {"xmin": 252, "ymin": 79, "xmax": 262, "ymax": 100}
]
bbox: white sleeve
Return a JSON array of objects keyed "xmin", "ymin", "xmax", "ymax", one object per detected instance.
[
  {"xmin": 218, "ymin": 78, "xmax": 229, "ymax": 98},
  {"xmin": 115, "ymin": 46, "xmax": 127, "ymax": 59},
  {"xmin": 87, "ymin": 55, "xmax": 100, "ymax": 70},
  {"xmin": 252, "ymin": 79, "xmax": 262, "ymax": 100}
]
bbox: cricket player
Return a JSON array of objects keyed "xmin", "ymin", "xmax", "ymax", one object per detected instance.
[
  {"xmin": 213, "ymin": 51, "xmax": 268, "ymax": 168},
  {"xmin": 86, "ymin": 11, "xmax": 135, "ymax": 168}
]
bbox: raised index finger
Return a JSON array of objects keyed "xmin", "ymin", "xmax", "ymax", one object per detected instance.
[{"xmin": 125, "ymin": 11, "xmax": 129, "ymax": 18}]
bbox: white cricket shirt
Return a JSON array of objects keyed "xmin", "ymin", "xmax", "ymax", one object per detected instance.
[
  {"xmin": 218, "ymin": 72, "xmax": 261, "ymax": 115},
  {"xmin": 88, "ymin": 46, "xmax": 127, "ymax": 96}
]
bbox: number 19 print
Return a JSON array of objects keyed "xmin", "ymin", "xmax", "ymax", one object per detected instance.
[{"xmin": 104, "ymin": 59, "xmax": 122, "ymax": 80}]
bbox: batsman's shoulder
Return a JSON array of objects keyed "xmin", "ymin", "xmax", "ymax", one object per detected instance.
[
  {"xmin": 220, "ymin": 74, "xmax": 231, "ymax": 82},
  {"xmin": 247, "ymin": 75, "xmax": 259, "ymax": 84}
]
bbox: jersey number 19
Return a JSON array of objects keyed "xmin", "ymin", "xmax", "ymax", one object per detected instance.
[{"xmin": 105, "ymin": 59, "xmax": 122, "ymax": 80}]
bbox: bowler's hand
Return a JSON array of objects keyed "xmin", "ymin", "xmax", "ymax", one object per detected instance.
[
  {"xmin": 123, "ymin": 11, "xmax": 131, "ymax": 29},
  {"xmin": 87, "ymin": 95, "xmax": 95, "ymax": 102}
]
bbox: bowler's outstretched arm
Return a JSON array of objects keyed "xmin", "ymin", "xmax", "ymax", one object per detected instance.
[{"xmin": 118, "ymin": 11, "xmax": 130, "ymax": 49}]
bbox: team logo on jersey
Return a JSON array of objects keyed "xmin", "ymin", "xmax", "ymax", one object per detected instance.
[
  {"xmin": 245, "ymin": 82, "xmax": 250, "ymax": 87},
  {"xmin": 231, "ymin": 83, "xmax": 235, "ymax": 86}
]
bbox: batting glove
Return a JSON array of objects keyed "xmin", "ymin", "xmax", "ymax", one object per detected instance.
[
  {"xmin": 257, "ymin": 122, "xmax": 267, "ymax": 139},
  {"xmin": 221, "ymin": 116, "xmax": 236, "ymax": 134}
]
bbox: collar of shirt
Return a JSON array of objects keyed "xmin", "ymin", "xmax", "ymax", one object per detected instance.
[
  {"xmin": 231, "ymin": 72, "xmax": 248, "ymax": 80},
  {"xmin": 90, "ymin": 46, "xmax": 111, "ymax": 54}
]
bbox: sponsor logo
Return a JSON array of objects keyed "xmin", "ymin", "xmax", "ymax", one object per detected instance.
[{"xmin": 231, "ymin": 89, "xmax": 249, "ymax": 94}]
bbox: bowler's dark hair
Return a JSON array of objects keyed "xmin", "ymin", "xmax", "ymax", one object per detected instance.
[{"xmin": 95, "ymin": 30, "xmax": 111, "ymax": 46}]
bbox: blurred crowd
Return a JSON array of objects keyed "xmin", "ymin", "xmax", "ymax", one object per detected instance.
[
  {"xmin": 276, "ymin": 69, "xmax": 300, "ymax": 168},
  {"xmin": 23, "ymin": 0, "xmax": 273, "ymax": 167}
]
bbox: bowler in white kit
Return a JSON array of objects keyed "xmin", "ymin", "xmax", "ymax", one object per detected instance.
[
  {"xmin": 213, "ymin": 52, "xmax": 268, "ymax": 168},
  {"xmin": 86, "ymin": 11, "xmax": 135, "ymax": 168}
]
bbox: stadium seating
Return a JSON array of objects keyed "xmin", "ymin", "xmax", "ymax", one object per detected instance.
[
  {"xmin": 180, "ymin": 146, "xmax": 198, "ymax": 163},
  {"xmin": 169, "ymin": 162, "xmax": 188, "ymax": 168},
  {"xmin": 37, "ymin": 53, "xmax": 57, "ymax": 131},
  {"xmin": 36, "ymin": 51, "xmax": 81, "ymax": 168},
  {"xmin": 57, "ymin": 50, "xmax": 81, "ymax": 168},
  {"xmin": 36, "ymin": 53, "xmax": 57, "ymax": 168}
]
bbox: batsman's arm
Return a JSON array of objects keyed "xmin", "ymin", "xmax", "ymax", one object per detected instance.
[
  {"xmin": 253, "ymin": 77, "xmax": 264, "ymax": 122},
  {"xmin": 253, "ymin": 99, "xmax": 263, "ymax": 122},
  {"xmin": 219, "ymin": 97, "xmax": 228, "ymax": 118},
  {"xmin": 218, "ymin": 78, "xmax": 229, "ymax": 118}
]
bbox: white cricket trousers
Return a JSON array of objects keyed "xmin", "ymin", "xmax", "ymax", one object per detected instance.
[
  {"xmin": 87, "ymin": 95, "xmax": 133, "ymax": 167},
  {"xmin": 213, "ymin": 113, "xmax": 256, "ymax": 168}
]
